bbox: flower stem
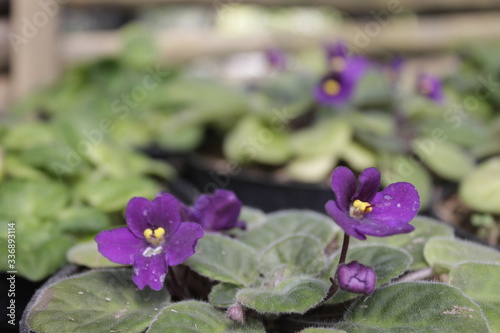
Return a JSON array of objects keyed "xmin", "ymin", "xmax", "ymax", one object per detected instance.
[
  {"xmin": 338, "ymin": 233, "xmax": 350, "ymax": 266},
  {"xmin": 166, "ymin": 266, "xmax": 189, "ymax": 300}
]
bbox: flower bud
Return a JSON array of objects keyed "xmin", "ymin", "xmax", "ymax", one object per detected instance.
[
  {"xmin": 227, "ymin": 303, "xmax": 244, "ymax": 323},
  {"xmin": 336, "ymin": 261, "xmax": 376, "ymax": 294}
]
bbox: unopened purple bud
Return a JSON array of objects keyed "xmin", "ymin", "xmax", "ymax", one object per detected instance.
[
  {"xmin": 227, "ymin": 303, "xmax": 245, "ymax": 323},
  {"xmin": 336, "ymin": 261, "xmax": 376, "ymax": 294}
]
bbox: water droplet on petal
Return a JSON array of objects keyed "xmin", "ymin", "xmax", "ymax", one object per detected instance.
[
  {"xmin": 397, "ymin": 203, "xmax": 401, "ymax": 208},
  {"xmin": 384, "ymin": 195, "xmax": 392, "ymax": 200}
]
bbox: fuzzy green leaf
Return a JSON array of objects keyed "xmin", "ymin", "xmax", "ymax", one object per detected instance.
[
  {"xmin": 0, "ymin": 180, "xmax": 68, "ymax": 219},
  {"xmin": 239, "ymin": 210, "xmax": 339, "ymax": 251},
  {"xmin": 260, "ymin": 235, "xmax": 326, "ymax": 278},
  {"xmin": 237, "ymin": 276, "xmax": 328, "ymax": 314},
  {"xmin": 353, "ymin": 216, "xmax": 454, "ymax": 269},
  {"xmin": 336, "ymin": 282, "xmax": 489, "ymax": 332},
  {"xmin": 66, "ymin": 240, "xmax": 122, "ymax": 268},
  {"xmin": 186, "ymin": 234, "xmax": 259, "ymax": 286},
  {"xmin": 76, "ymin": 177, "xmax": 159, "ymax": 212},
  {"xmin": 450, "ymin": 263, "xmax": 500, "ymax": 332},
  {"xmin": 27, "ymin": 268, "xmax": 170, "ymax": 333},
  {"xmin": 209, "ymin": 283, "xmax": 241, "ymax": 308},
  {"xmin": 147, "ymin": 301, "xmax": 265, "ymax": 333},
  {"xmin": 413, "ymin": 140, "xmax": 474, "ymax": 181},
  {"xmin": 424, "ymin": 237, "xmax": 500, "ymax": 273},
  {"xmin": 459, "ymin": 157, "xmax": 500, "ymax": 214}
]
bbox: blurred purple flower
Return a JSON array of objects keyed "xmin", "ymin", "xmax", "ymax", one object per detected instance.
[
  {"xmin": 182, "ymin": 189, "xmax": 245, "ymax": 232},
  {"xmin": 314, "ymin": 57, "xmax": 370, "ymax": 106},
  {"xmin": 336, "ymin": 261, "xmax": 376, "ymax": 294},
  {"xmin": 95, "ymin": 194, "xmax": 204, "ymax": 290},
  {"xmin": 325, "ymin": 166, "xmax": 420, "ymax": 240},
  {"xmin": 385, "ymin": 57, "xmax": 404, "ymax": 81},
  {"xmin": 417, "ymin": 73, "xmax": 444, "ymax": 102},
  {"xmin": 265, "ymin": 47, "xmax": 288, "ymax": 71},
  {"xmin": 324, "ymin": 41, "xmax": 349, "ymax": 72}
]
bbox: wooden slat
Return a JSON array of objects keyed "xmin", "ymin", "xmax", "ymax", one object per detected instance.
[
  {"xmin": 64, "ymin": 0, "xmax": 500, "ymax": 13},
  {"xmin": 59, "ymin": 12, "xmax": 500, "ymax": 65},
  {"xmin": 0, "ymin": 75, "xmax": 8, "ymax": 113},
  {"xmin": 10, "ymin": 0, "xmax": 60, "ymax": 100}
]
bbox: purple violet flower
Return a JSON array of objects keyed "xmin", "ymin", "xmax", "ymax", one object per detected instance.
[
  {"xmin": 95, "ymin": 194, "xmax": 204, "ymax": 291},
  {"xmin": 325, "ymin": 166, "xmax": 420, "ymax": 240},
  {"xmin": 314, "ymin": 57, "xmax": 369, "ymax": 106},
  {"xmin": 324, "ymin": 41, "xmax": 349, "ymax": 72},
  {"xmin": 336, "ymin": 260, "xmax": 376, "ymax": 294},
  {"xmin": 417, "ymin": 73, "xmax": 444, "ymax": 102},
  {"xmin": 182, "ymin": 189, "xmax": 246, "ymax": 232},
  {"xmin": 265, "ymin": 47, "xmax": 288, "ymax": 71}
]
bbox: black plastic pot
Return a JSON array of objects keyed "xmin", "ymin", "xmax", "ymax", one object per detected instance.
[{"xmin": 180, "ymin": 154, "xmax": 333, "ymax": 212}]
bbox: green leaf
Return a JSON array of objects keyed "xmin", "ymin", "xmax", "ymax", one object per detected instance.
[
  {"xmin": 66, "ymin": 240, "xmax": 122, "ymax": 268},
  {"xmin": 186, "ymin": 234, "xmax": 259, "ymax": 286},
  {"xmin": 413, "ymin": 140, "xmax": 474, "ymax": 181},
  {"xmin": 239, "ymin": 210, "xmax": 339, "ymax": 251},
  {"xmin": 260, "ymin": 235, "xmax": 326, "ymax": 278},
  {"xmin": 3, "ymin": 155, "xmax": 49, "ymax": 180},
  {"xmin": 379, "ymin": 155, "xmax": 433, "ymax": 210},
  {"xmin": 449, "ymin": 263, "xmax": 500, "ymax": 333},
  {"xmin": 327, "ymin": 245, "xmax": 412, "ymax": 304},
  {"xmin": 336, "ymin": 282, "xmax": 489, "ymax": 332},
  {"xmin": 340, "ymin": 141, "xmax": 376, "ymax": 173},
  {"xmin": 147, "ymin": 300, "xmax": 265, "ymax": 333},
  {"xmin": 57, "ymin": 207, "xmax": 111, "ymax": 233},
  {"xmin": 459, "ymin": 157, "xmax": 500, "ymax": 214},
  {"xmin": 0, "ymin": 180, "xmax": 68, "ymax": 219},
  {"xmin": 223, "ymin": 116, "xmax": 291, "ymax": 165},
  {"xmin": 1, "ymin": 122, "xmax": 55, "ymax": 150},
  {"xmin": 27, "ymin": 269, "xmax": 170, "ymax": 333},
  {"xmin": 353, "ymin": 216, "xmax": 454, "ymax": 269},
  {"xmin": 208, "ymin": 283, "xmax": 240, "ymax": 308},
  {"xmin": 290, "ymin": 119, "xmax": 352, "ymax": 157},
  {"xmin": 237, "ymin": 276, "xmax": 328, "ymax": 314},
  {"xmin": 239, "ymin": 206, "xmax": 266, "ymax": 229},
  {"xmin": 424, "ymin": 237, "xmax": 500, "ymax": 273},
  {"xmin": 286, "ymin": 155, "xmax": 337, "ymax": 183},
  {"xmin": 76, "ymin": 177, "xmax": 159, "ymax": 212}
]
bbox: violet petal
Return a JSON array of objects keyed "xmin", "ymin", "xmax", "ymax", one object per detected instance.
[
  {"xmin": 126, "ymin": 197, "xmax": 152, "ymax": 239},
  {"xmin": 354, "ymin": 167, "xmax": 380, "ymax": 203},
  {"xmin": 132, "ymin": 253, "xmax": 168, "ymax": 291},
  {"xmin": 95, "ymin": 227, "xmax": 145, "ymax": 265},
  {"xmin": 147, "ymin": 193, "xmax": 181, "ymax": 235},
  {"xmin": 325, "ymin": 200, "xmax": 366, "ymax": 240},
  {"xmin": 330, "ymin": 166, "xmax": 357, "ymax": 212},
  {"xmin": 164, "ymin": 222, "xmax": 204, "ymax": 266},
  {"xmin": 368, "ymin": 182, "xmax": 420, "ymax": 224},
  {"xmin": 194, "ymin": 190, "xmax": 243, "ymax": 231}
]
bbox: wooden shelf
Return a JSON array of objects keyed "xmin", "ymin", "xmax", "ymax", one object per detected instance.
[{"xmin": 65, "ymin": 0, "xmax": 500, "ymax": 14}]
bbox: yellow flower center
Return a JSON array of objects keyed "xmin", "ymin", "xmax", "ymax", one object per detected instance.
[
  {"xmin": 330, "ymin": 56, "xmax": 346, "ymax": 72},
  {"xmin": 324, "ymin": 79, "xmax": 341, "ymax": 96},
  {"xmin": 419, "ymin": 78, "xmax": 432, "ymax": 95},
  {"xmin": 143, "ymin": 227, "xmax": 165, "ymax": 246},
  {"xmin": 350, "ymin": 199, "xmax": 373, "ymax": 219}
]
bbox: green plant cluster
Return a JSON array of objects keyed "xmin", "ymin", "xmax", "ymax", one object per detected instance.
[{"xmin": 24, "ymin": 208, "xmax": 500, "ymax": 332}]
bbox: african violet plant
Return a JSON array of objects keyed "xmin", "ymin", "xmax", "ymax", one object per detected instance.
[{"xmin": 22, "ymin": 167, "xmax": 500, "ymax": 332}]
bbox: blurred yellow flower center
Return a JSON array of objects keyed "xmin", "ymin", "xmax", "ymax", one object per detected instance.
[
  {"xmin": 324, "ymin": 79, "xmax": 340, "ymax": 96},
  {"xmin": 350, "ymin": 199, "xmax": 373, "ymax": 219},
  {"xmin": 144, "ymin": 227, "xmax": 165, "ymax": 246},
  {"xmin": 330, "ymin": 56, "xmax": 345, "ymax": 72},
  {"xmin": 419, "ymin": 79, "xmax": 432, "ymax": 95}
]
